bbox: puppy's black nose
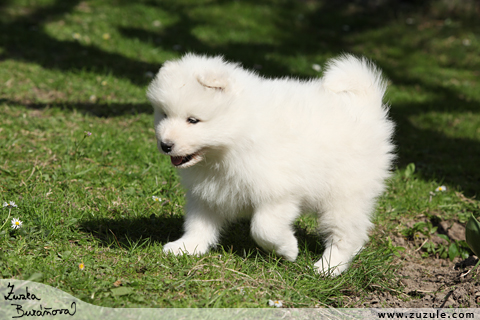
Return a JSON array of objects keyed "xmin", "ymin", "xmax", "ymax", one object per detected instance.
[{"xmin": 160, "ymin": 141, "xmax": 174, "ymax": 153}]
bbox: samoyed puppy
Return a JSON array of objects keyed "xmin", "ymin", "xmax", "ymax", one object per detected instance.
[{"xmin": 147, "ymin": 54, "xmax": 394, "ymax": 276}]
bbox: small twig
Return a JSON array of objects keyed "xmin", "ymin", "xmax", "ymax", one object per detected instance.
[
  {"xmin": 415, "ymin": 238, "xmax": 429, "ymax": 252},
  {"xmin": 26, "ymin": 166, "xmax": 36, "ymax": 181},
  {"xmin": 460, "ymin": 269, "xmax": 472, "ymax": 278},
  {"xmin": 225, "ymin": 268, "xmax": 254, "ymax": 280},
  {"xmin": 460, "ymin": 259, "xmax": 480, "ymax": 278},
  {"xmin": 413, "ymin": 289, "xmax": 434, "ymax": 294},
  {"xmin": 439, "ymin": 290, "xmax": 454, "ymax": 308},
  {"xmin": 109, "ymin": 229, "xmax": 122, "ymax": 250}
]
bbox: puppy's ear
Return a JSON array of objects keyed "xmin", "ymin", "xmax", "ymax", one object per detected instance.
[{"xmin": 196, "ymin": 72, "xmax": 229, "ymax": 91}]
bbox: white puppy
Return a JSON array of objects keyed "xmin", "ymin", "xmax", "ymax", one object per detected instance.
[{"xmin": 147, "ymin": 54, "xmax": 394, "ymax": 276}]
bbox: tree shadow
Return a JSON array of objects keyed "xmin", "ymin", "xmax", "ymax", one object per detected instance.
[
  {"xmin": 0, "ymin": 0, "xmax": 158, "ymax": 86},
  {"xmin": 0, "ymin": 99, "xmax": 152, "ymax": 117}
]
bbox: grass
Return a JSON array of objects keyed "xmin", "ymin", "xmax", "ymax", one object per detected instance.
[{"xmin": 1, "ymin": 0, "xmax": 479, "ymax": 308}]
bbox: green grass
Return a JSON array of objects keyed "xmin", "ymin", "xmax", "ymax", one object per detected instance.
[{"xmin": 1, "ymin": 0, "xmax": 479, "ymax": 308}]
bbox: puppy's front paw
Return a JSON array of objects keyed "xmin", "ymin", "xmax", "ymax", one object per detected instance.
[
  {"xmin": 314, "ymin": 244, "xmax": 358, "ymax": 277},
  {"xmin": 314, "ymin": 256, "xmax": 348, "ymax": 277},
  {"xmin": 162, "ymin": 238, "xmax": 209, "ymax": 256},
  {"xmin": 275, "ymin": 240, "xmax": 299, "ymax": 262}
]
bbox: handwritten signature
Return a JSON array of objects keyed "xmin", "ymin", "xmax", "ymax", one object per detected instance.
[{"xmin": 3, "ymin": 282, "xmax": 77, "ymax": 318}]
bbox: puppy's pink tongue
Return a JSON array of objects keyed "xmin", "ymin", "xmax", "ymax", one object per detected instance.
[{"xmin": 171, "ymin": 156, "xmax": 183, "ymax": 166}]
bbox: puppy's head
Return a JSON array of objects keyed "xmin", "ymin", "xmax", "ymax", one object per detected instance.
[{"xmin": 147, "ymin": 54, "xmax": 242, "ymax": 168}]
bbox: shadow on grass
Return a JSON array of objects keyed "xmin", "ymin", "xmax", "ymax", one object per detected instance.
[
  {"xmin": 2, "ymin": 0, "xmax": 479, "ymax": 195},
  {"xmin": 0, "ymin": 99, "xmax": 153, "ymax": 117},
  {"xmin": 79, "ymin": 215, "xmax": 324, "ymax": 260},
  {"xmin": 79, "ymin": 214, "xmax": 184, "ymax": 248}
]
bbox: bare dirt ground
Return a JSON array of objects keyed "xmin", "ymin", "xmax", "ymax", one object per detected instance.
[{"xmin": 360, "ymin": 221, "xmax": 480, "ymax": 308}]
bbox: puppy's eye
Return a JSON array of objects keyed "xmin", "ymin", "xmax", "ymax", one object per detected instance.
[{"xmin": 187, "ymin": 117, "xmax": 200, "ymax": 124}]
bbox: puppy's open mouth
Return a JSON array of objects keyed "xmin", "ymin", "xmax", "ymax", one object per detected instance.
[{"xmin": 170, "ymin": 152, "xmax": 203, "ymax": 168}]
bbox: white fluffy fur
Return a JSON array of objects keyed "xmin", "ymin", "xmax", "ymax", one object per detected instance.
[{"xmin": 147, "ymin": 54, "xmax": 395, "ymax": 276}]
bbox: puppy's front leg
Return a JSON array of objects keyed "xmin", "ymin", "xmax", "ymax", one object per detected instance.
[
  {"xmin": 163, "ymin": 193, "xmax": 224, "ymax": 256},
  {"xmin": 250, "ymin": 199, "xmax": 301, "ymax": 261}
]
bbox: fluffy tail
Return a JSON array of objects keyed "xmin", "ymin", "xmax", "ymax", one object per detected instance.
[{"xmin": 322, "ymin": 55, "xmax": 386, "ymax": 101}]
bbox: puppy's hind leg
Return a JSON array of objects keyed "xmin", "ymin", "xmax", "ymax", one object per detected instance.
[
  {"xmin": 315, "ymin": 197, "xmax": 374, "ymax": 276},
  {"xmin": 163, "ymin": 192, "xmax": 226, "ymax": 256},
  {"xmin": 250, "ymin": 199, "xmax": 301, "ymax": 261}
]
